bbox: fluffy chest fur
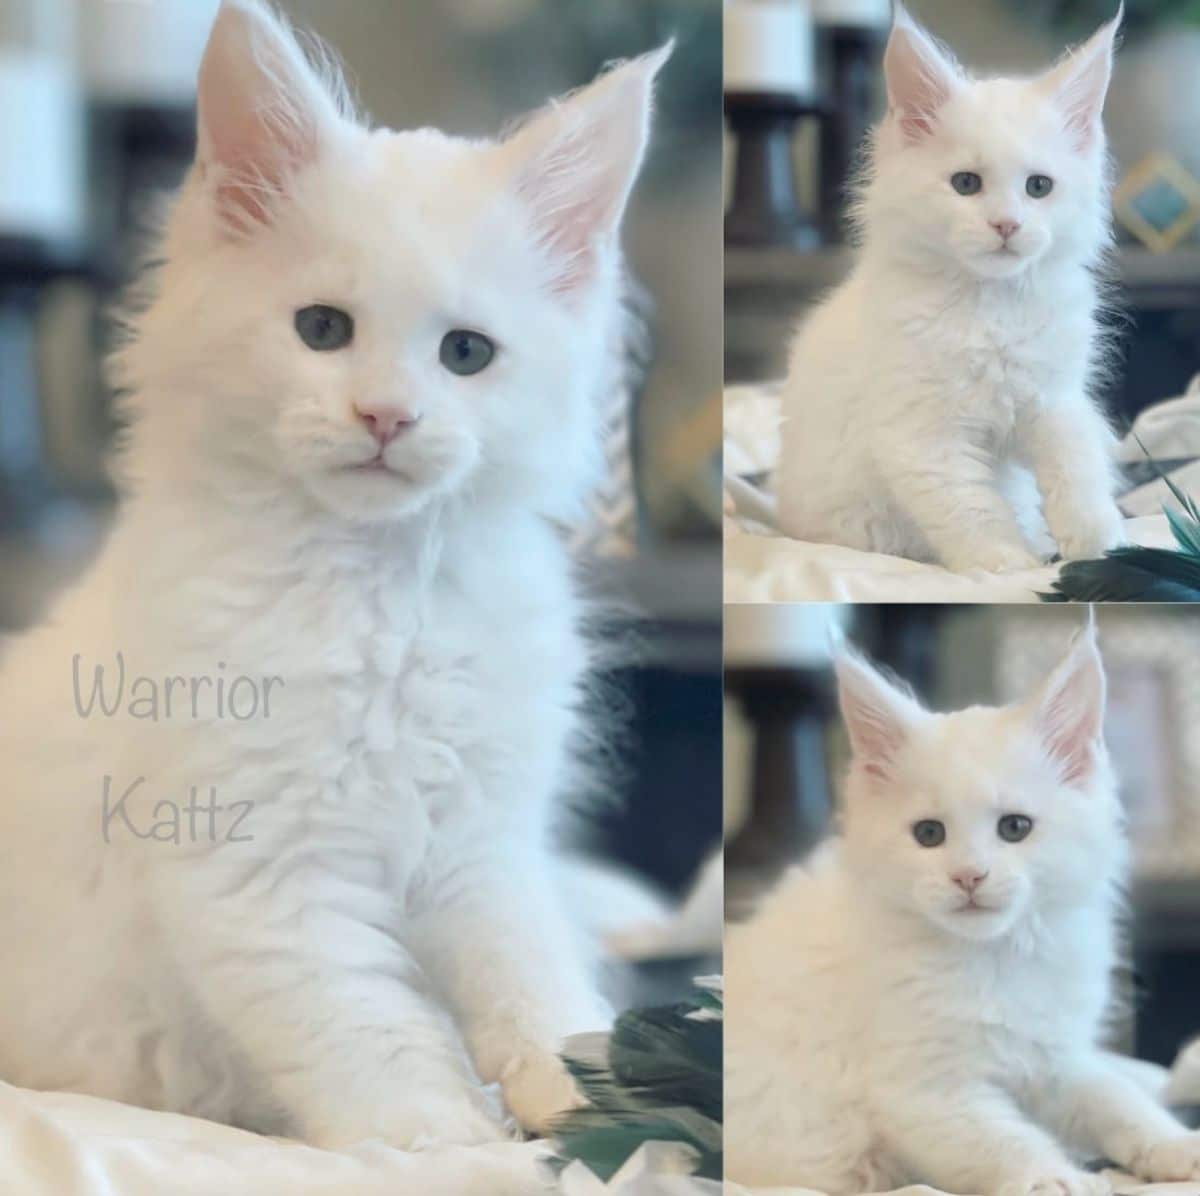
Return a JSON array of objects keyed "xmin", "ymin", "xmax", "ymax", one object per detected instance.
[
  {"xmin": 857, "ymin": 260, "xmax": 1098, "ymax": 437},
  {"xmin": 85, "ymin": 494, "xmax": 586, "ymax": 876}
]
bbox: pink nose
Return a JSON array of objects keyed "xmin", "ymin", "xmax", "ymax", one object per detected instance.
[
  {"xmin": 951, "ymin": 869, "xmax": 988, "ymax": 894},
  {"xmin": 355, "ymin": 404, "xmax": 420, "ymax": 446},
  {"xmin": 991, "ymin": 220, "xmax": 1020, "ymax": 241}
]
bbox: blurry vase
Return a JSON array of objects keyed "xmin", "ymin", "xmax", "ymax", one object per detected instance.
[
  {"xmin": 0, "ymin": 0, "xmax": 82, "ymax": 247},
  {"xmin": 78, "ymin": 0, "xmax": 219, "ymax": 105},
  {"xmin": 1106, "ymin": 30, "xmax": 1200, "ymax": 188}
]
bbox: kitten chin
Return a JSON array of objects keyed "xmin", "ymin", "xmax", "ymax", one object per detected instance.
[{"xmin": 287, "ymin": 431, "xmax": 482, "ymax": 524}]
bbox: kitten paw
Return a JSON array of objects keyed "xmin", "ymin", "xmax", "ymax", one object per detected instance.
[
  {"xmin": 501, "ymin": 1049, "xmax": 587, "ymax": 1136},
  {"xmin": 376, "ymin": 1091, "xmax": 512, "ymax": 1150},
  {"xmin": 1054, "ymin": 516, "xmax": 1126, "ymax": 562},
  {"xmin": 1001, "ymin": 1169, "xmax": 1111, "ymax": 1196},
  {"xmin": 949, "ymin": 542, "xmax": 1044, "ymax": 574},
  {"xmin": 1133, "ymin": 1132, "xmax": 1200, "ymax": 1182}
]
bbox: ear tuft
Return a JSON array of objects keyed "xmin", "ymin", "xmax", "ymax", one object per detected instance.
[
  {"xmin": 196, "ymin": 0, "xmax": 352, "ymax": 235},
  {"xmin": 835, "ymin": 650, "xmax": 925, "ymax": 785},
  {"xmin": 505, "ymin": 43, "xmax": 670, "ymax": 297},
  {"xmin": 883, "ymin": 3, "xmax": 962, "ymax": 143},
  {"xmin": 1029, "ymin": 621, "xmax": 1107, "ymax": 787},
  {"xmin": 1036, "ymin": 5, "xmax": 1121, "ymax": 152}
]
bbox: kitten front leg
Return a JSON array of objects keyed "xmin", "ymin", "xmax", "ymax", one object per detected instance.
[
  {"xmin": 881, "ymin": 443, "xmax": 1043, "ymax": 573},
  {"xmin": 1021, "ymin": 400, "xmax": 1124, "ymax": 561},
  {"xmin": 1038, "ymin": 1055, "xmax": 1200, "ymax": 1184},
  {"xmin": 876, "ymin": 1083, "xmax": 1109, "ymax": 1196},
  {"xmin": 150, "ymin": 852, "xmax": 508, "ymax": 1149},
  {"xmin": 410, "ymin": 842, "xmax": 611, "ymax": 1136}
]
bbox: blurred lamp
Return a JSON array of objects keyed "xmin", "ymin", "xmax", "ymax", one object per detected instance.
[
  {"xmin": 724, "ymin": 0, "xmax": 822, "ymax": 249},
  {"xmin": 0, "ymin": 0, "xmax": 82, "ymax": 245},
  {"xmin": 810, "ymin": 0, "xmax": 890, "ymax": 25},
  {"xmin": 725, "ymin": 603, "xmax": 847, "ymax": 667},
  {"xmin": 79, "ymin": 0, "xmax": 219, "ymax": 104}
]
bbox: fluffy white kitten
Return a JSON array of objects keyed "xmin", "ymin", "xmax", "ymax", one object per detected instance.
[
  {"xmin": 0, "ymin": 0, "xmax": 665, "ymax": 1170},
  {"xmin": 725, "ymin": 626, "xmax": 1200, "ymax": 1196},
  {"xmin": 777, "ymin": 5, "xmax": 1126, "ymax": 573}
]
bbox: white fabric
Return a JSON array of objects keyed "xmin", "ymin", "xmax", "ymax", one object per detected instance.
[
  {"xmin": 725, "ymin": 1183, "xmax": 1200, "ymax": 1196},
  {"xmin": 724, "ymin": 513, "xmax": 1173, "ymax": 603},
  {"xmin": 722, "ymin": 1044, "xmax": 1200, "ymax": 1195},
  {"xmin": 725, "ymin": 385, "xmax": 1188, "ymax": 603},
  {"xmin": 0, "ymin": 1080, "xmax": 553, "ymax": 1195},
  {"xmin": 561, "ymin": 1144, "xmax": 719, "ymax": 1194}
]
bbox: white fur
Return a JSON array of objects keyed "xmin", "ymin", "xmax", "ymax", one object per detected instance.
[
  {"xmin": 0, "ymin": 0, "xmax": 666, "ymax": 1169},
  {"xmin": 725, "ymin": 625, "xmax": 1200, "ymax": 1195},
  {"xmin": 777, "ymin": 5, "xmax": 1126, "ymax": 573}
]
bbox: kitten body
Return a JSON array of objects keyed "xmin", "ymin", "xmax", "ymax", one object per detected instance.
[
  {"xmin": 725, "ymin": 631, "xmax": 1200, "ymax": 1195},
  {"xmin": 0, "ymin": 0, "xmax": 664, "ymax": 1170},
  {"xmin": 776, "ymin": 6, "xmax": 1125, "ymax": 573}
]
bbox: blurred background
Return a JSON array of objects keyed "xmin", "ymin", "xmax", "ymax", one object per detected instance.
[
  {"xmin": 0, "ymin": 0, "xmax": 722, "ymax": 997},
  {"xmin": 724, "ymin": 0, "xmax": 1200, "ymax": 427},
  {"xmin": 725, "ymin": 603, "xmax": 1200, "ymax": 1067}
]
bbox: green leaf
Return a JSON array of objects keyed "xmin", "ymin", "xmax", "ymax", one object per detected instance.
[
  {"xmin": 552, "ymin": 988, "xmax": 724, "ymax": 1183},
  {"xmin": 1043, "ymin": 547, "xmax": 1200, "ymax": 602},
  {"xmin": 1164, "ymin": 504, "xmax": 1200, "ymax": 557}
]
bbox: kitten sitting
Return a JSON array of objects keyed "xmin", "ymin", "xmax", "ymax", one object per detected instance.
[
  {"xmin": 776, "ymin": 4, "xmax": 1126, "ymax": 573},
  {"xmin": 0, "ymin": 0, "xmax": 665, "ymax": 1167},
  {"xmin": 725, "ymin": 625, "xmax": 1200, "ymax": 1195}
]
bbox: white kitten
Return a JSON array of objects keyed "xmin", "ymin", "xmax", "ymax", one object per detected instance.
[
  {"xmin": 0, "ymin": 0, "xmax": 665, "ymax": 1168},
  {"xmin": 776, "ymin": 4, "xmax": 1126, "ymax": 573},
  {"xmin": 725, "ymin": 625, "xmax": 1200, "ymax": 1195}
]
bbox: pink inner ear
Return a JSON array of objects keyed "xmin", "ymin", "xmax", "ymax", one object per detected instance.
[
  {"xmin": 1040, "ymin": 688, "xmax": 1095, "ymax": 785},
  {"xmin": 208, "ymin": 121, "xmax": 315, "ymax": 228},
  {"xmin": 195, "ymin": 3, "xmax": 335, "ymax": 235},
  {"xmin": 511, "ymin": 50, "xmax": 661, "ymax": 297},
  {"xmin": 1036, "ymin": 639, "xmax": 1104, "ymax": 786},
  {"xmin": 516, "ymin": 128, "xmax": 613, "ymax": 294},
  {"xmin": 837, "ymin": 665, "xmax": 912, "ymax": 785},
  {"xmin": 884, "ymin": 24, "xmax": 957, "ymax": 143},
  {"xmin": 848, "ymin": 703, "xmax": 904, "ymax": 782},
  {"xmin": 1043, "ymin": 21, "xmax": 1117, "ymax": 153}
]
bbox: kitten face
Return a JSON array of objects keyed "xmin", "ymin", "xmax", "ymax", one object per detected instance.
[
  {"xmin": 866, "ymin": 4, "xmax": 1119, "ymax": 281},
  {"xmin": 189, "ymin": 132, "xmax": 605, "ymax": 524},
  {"xmin": 130, "ymin": 1, "xmax": 664, "ymax": 526},
  {"xmin": 873, "ymin": 81, "xmax": 1106, "ymax": 281},
  {"xmin": 836, "ymin": 629, "xmax": 1123, "ymax": 944},
  {"xmin": 843, "ymin": 708, "xmax": 1122, "ymax": 942}
]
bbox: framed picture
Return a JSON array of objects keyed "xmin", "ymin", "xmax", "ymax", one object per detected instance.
[{"xmin": 1113, "ymin": 151, "xmax": 1200, "ymax": 254}]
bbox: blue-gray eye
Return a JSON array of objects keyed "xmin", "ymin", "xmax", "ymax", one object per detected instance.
[
  {"xmin": 998, "ymin": 814, "xmax": 1033, "ymax": 843},
  {"xmin": 951, "ymin": 171, "xmax": 983, "ymax": 196},
  {"xmin": 295, "ymin": 305, "xmax": 354, "ymax": 351},
  {"xmin": 439, "ymin": 329, "xmax": 495, "ymax": 376},
  {"xmin": 913, "ymin": 819, "xmax": 946, "ymax": 848},
  {"xmin": 1026, "ymin": 174, "xmax": 1054, "ymax": 199}
]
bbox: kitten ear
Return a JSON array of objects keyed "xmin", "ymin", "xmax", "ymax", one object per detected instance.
[
  {"xmin": 1035, "ymin": 5, "xmax": 1121, "ymax": 152},
  {"xmin": 196, "ymin": 0, "xmax": 351, "ymax": 234},
  {"xmin": 504, "ymin": 44, "xmax": 670, "ymax": 296},
  {"xmin": 835, "ymin": 651, "xmax": 925, "ymax": 784},
  {"xmin": 883, "ymin": 4, "xmax": 962, "ymax": 143},
  {"xmin": 1026, "ymin": 622, "xmax": 1107, "ymax": 787}
]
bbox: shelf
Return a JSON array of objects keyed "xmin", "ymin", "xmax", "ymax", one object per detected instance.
[{"xmin": 726, "ymin": 244, "xmax": 1200, "ymax": 304}]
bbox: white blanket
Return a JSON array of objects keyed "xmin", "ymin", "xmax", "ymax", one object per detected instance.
[
  {"xmin": 0, "ymin": 1079, "xmax": 554, "ymax": 1195},
  {"xmin": 724, "ymin": 385, "xmax": 1184, "ymax": 604}
]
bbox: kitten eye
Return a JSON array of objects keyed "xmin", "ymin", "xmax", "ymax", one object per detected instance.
[
  {"xmin": 912, "ymin": 819, "xmax": 946, "ymax": 848},
  {"xmin": 997, "ymin": 814, "xmax": 1034, "ymax": 843},
  {"xmin": 950, "ymin": 172, "xmax": 983, "ymax": 196},
  {"xmin": 295, "ymin": 305, "xmax": 354, "ymax": 352},
  {"xmin": 440, "ymin": 329, "xmax": 495, "ymax": 377},
  {"xmin": 1026, "ymin": 174, "xmax": 1054, "ymax": 199}
]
